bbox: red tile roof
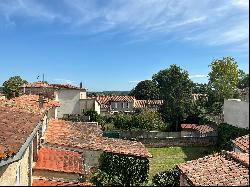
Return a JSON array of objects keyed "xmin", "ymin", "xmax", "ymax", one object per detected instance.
[
  {"xmin": 232, "ymin": 134, "xmax": 249, "ymax": 153},
  {"xmin": 177, "ymin": 150, "xmax": 249, "ymax": 186},
  {"xmin": 34, "ymin": 147, "xmax": 84, "ymax": 174},
  {"xmin": 44, "ymin": 119, "xmax": 152, "ymax": 158},
  {"xmin": 32, "ymin": 178, "xmax": 92, "ymax": 186},
  {"xmin": 0, "ymin": 105, "xmax": 42, "ymax": 160},
  {"xmin": 96, "ymin": 95, "xmax": 135, "ymax": 105},
  {"xmin": 134, "ymin": 100, "xmax": 163, "ymax": 108},
  {"xmin": 0, "ymin": 95, "xmax": 58, "ymax": 160},
  {"xmin": 181, "ymin": 124, "xmax": 216, "ymax": 134},
  {"xmin": 23, "ymin": 81, "xmax": 84, "ymax": 90}
]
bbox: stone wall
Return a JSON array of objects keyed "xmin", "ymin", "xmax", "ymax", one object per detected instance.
[{"xmin": 138, "ymin": 136, "xmax": 217, "ymax": 148}]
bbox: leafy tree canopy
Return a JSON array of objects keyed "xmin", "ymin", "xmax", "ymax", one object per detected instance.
[
  {"xmin": 238, "ymin": 70, "xmax": 249, "ymax": 89},
  {"xmin": 208, "ymin": 57, "xmax": 239, "ymax": 102},
  {"xmin": 3, "ymin": 76, "xmax": 28, "ymax": 99},
  {"xmin": 153, "ymin": 64, "xmax": 193, "ymax": 131},
  {"xmin": 129, "ymin": 80, "xmax": 160, "ymax": 100}
]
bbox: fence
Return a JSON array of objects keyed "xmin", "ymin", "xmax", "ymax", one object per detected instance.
[{"xmin": 103, "ymin": 130, "xmax": 218, "ymax": 147}]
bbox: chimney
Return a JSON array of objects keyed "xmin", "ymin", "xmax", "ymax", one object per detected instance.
[
  {"xmin": 38, "ymin": 93, "xmax": 44, "ymax": 109},
  {"xmin": 80, "ymin": 82, "xmax": 83, "ymax": 89}
]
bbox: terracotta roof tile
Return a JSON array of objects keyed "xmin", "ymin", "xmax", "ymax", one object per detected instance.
[
  {"xmin": 0, "ymin": 95, "xmax": 58, "ymax": 160},
  {"xmin": 177, "ymin": 150, "xmax": 249, "ymax": 186},
  {"xmin": 34, "ymin": 147, "xmax": 84, "ymax": 174},
  {"xmin": 134, "ymin": 100, "xmax": 163, "ymax": 108},
  {"xmin": 96, "ymin": 95, "xmax": 135, "ymax": 105},
  {"xmin": 22, "ymin": 81, "xmax": 84, "ymax": 90},
  {"xmin": 232, "ymin": 134, "xmax": 249, "ymax": 153},
  {"xmin": 181, "ymin": 124, "xmax": 216, "ymax": 134},
  {"xmin": 32, "ymin": 178, "xmax": 92, "ymax": 186},
  {"xmin": 44, "ymin": 119, "xmax": 152, "ymax": 158}
]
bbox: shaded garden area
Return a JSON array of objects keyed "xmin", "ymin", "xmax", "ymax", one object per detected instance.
[{"xmin": 147, "ymin": 146, "xmax": 217, "ymax": 185}]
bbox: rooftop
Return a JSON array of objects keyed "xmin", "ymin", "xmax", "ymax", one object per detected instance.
[
  {"xmin": 181, "ymin": 124, "xmax": 216, "ymax": 134},
  {"xmin": 232, "ymin": 134, "xmax": 249, "ymax": 153},
  {"xmin": 44, "ymin": 119, "xmax": 152, "ymax": 158},
  {"xmin": 34, "ymin": 147, "xmax": 84, "ymax": 174},
  {"xmin": 22, "ymin": 81, "xmax": 85, "ymax": 90},
  {"xmin": 32, "ymin": 178, "xmax": 92, "ymax": 186},
  {"xmin": 177, "ymin": 150, "xmax": 249, "ymax": 186},
  {"xmin": 0, "ymin": 95, "xmax": 58, "ymax": 160},
  {"xmin": 134, "ymin": 100, "xmax": 163, "ymax": 108}
]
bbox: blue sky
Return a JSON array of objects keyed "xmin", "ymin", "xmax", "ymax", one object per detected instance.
[{"xmin": 0, "ymin": 0, "xmax": 249, "ymax": 91}]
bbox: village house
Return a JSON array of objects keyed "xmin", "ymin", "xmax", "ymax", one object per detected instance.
[
  {"xmin": 82, "ymin": 95, "xmax": 164, "ymax": 116},
  {"xmin": 0, "ymin": 95, "xmax": 59, "ymax": 186},
  {"xmin": 20, "ymin": 81, "xmax": 87, "ymax": 119},
  {"xmin": 177, "ymin": 134, "xmax": 249, "ymax": 186},
  {"xmin": 42, "ymin": 119, "xmax": 152, "ymax": 179},
  {"xmin": 231, "ymin": 134, "xmax": 249, "ymax": 153}
]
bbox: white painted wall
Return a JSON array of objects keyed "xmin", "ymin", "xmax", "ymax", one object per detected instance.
[
  {"xmin": 224, "ymin": 99, "xmax": 249, "ymax": 129},
  {"xmin": 79, "ymin": 99, "xmax": 101, "ymax": 115},
  {"xmin": 56, "ymin": 89, "xmax": 81, "ymax": 118}
]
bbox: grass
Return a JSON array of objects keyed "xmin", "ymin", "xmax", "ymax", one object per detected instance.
[{"xmin": 147, "ymin": 146, "xmax": 217, "ymax": 185}]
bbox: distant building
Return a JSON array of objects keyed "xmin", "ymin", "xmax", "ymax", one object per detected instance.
[
  {"xmin": 20, "ymin": 81, "xmax": 87, "ymax": 118},
  {"xmin": 231, "ymin": 134, "xmax": 249, "ymax": 153}
]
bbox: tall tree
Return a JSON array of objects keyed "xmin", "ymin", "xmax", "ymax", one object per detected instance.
[
  {"xmin": 129, "ymin": 80, "xmax": 160, "ymax": 100},
  {"xmin": 3, "ymin": 76, "xmax": 28, "ymax": 99},
  {"xmin": 208, "ymin": 57, "xmax": 239, "ymax": 102},
  {"xmin": 153, "ymin": 64, "xmax": 193, "ymax": 131},
  {"xmin": 238, "ymin": 70, "xmax": 249, "ymax": 89}
]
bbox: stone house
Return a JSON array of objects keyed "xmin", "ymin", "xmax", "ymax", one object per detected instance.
[
  {"xmin": 231, "ymin": 134, "xmax": 249, "ymax": 153},
  {"xmin": 0, "ymin": 95, "xmax": 59, "ymax": 186},
  {"xmin": 43, "ymin": 119, "xmax": 152, "ymax": 179},
  {"xmin": 20, "ymin": 81, "xmax": 87, "ymax": 119},
  {"xmin": 84, "ymin": 95, "xmax": 164, "ymax": 116},
  {"xmin": 177, "ymin": 150, "xmax": 249, "ymax": 186}
]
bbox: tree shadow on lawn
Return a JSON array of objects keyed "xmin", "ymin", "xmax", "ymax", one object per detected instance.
[{"xmin": 180, "ymin": 146, "xmax": 218, "ymax": 162}]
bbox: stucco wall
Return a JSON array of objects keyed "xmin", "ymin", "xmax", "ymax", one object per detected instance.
[
  {"xmin": 32, "ymin": 170, "xmax": 81, "ymax": 182},
  {"xmin": 0, "ymin": 145, "xmax": 31, "ymax": 186},
  {"xmin": 56, "ymin": 89, "xmax": 81, "ymax": 118},
  {"xmin": 80, "ymin": 99, "xmax": 101, "ymax": 115},
  {"xmin": 224, "ymin": 99, "xmax": 249, "ymax": 129},
  {"xmin": 110, "ymin": 101, "xmax": 134, "ymax": 112}
]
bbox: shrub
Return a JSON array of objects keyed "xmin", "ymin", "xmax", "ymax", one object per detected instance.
[
  {"xmin": 152, "ymin": 167, "xmax": 180, "ymax": 186},
  {"xmin": 217, "ymin": 123, "xmax": 249, "ymax": 150},
  {"xmin": 84, "ymin": 109, "xmax": 100, "ymax": 122},
  {"xmin": 91, "ymin": 152, "xmax": 149, "ymax": 186}
]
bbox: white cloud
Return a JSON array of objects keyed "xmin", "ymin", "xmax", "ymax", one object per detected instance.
[
  {"xmin": 129, "ymin": 80, "xmax": 143, "ymax": 83},
  {"xmin": 189, "ymin": 74, "xmax": 208, "ymax": 78},
  {"xmin": 0, "ymin": 0, "xmax": 248, "ymax": 50}
]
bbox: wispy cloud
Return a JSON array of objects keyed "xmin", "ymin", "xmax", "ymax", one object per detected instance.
[
  {"xmin": 0, "ymin": 0, "xmax": 248, "ymax": 50},
  {"xmin": 189, "ymin": 74, "xmax": 208, "ymax": 78},
  {"xmin": 129, "ymin": 80, "xmax": 143, "ymax": 83}
]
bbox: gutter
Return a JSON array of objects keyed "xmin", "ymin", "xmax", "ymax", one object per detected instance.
[{"xmin": 0, "ymin": 122, "xmax": 42, "ymax": 167}]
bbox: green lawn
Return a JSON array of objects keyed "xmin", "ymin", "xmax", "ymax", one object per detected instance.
[{"xmin": 147, "ymin": 146, "xmax": 217, "ymax": 184}]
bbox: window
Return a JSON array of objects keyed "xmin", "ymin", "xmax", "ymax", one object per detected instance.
[
  {"xmin": 15, "ymin": 165, "xmax": 21, "ymax": 186},
  {"xmin": 127, "ymin": 103, "xmax": 130, "ymax": 108},
  {"xmin": 114, "ymin": 102, "xmax": 118, "ymax": 108},
  {"xmin": 122, "ymin": 103, "xmax": 125, "ymax": 108},
  {"xmin": 82, "ymin": 109, "xmax": 85, "ymax": 114}
]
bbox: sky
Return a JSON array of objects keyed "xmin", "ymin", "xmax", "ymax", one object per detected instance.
[{"xmin": 0, "ymin": 0, "xmax": 249, "ymax": 91}]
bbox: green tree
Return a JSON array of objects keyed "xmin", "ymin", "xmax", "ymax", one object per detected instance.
[
  {"xmin": 129, "ymin": 80, "xmax": 160, "ymax": 100},
  {"xmin": 3, "ymin": 76, "xmax": 28, "ymax": 99},
  {"xmin": 208, "ymin": 57, "xmax": 240, "ymax": 102},
  {"xmin": 238, "ymin": 70, "xmax": 249, "ymax": 89},
  {"xmin": 84, "ymin": 109, "xmax": 100, "ymax": 122},
  {"xmin": 153, "ymin": 64, "xmax": 193, "ymax": 131},
  {"xmin": 91, "ymin": 152, "xmax": 149, "ymax": 186}
]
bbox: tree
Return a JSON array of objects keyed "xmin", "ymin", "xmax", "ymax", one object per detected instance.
[
  {"xmin": 238, "ymin": 70, "xmax": 249, "ymax": 89},
  {"xmin": 3, "ymin": 76, "xmax": 28, "ymax": 99},
  {"xmin": 91, "ymin": 152, "xmax": 149, "ymax": 186},
  {"xmin": 153, "ymin": 64, "xmax": 193, "ymax": 131},
  {"xmin": 84, "ymin": 109, "xmax": 100, "ymax": 122},
  {"xmin": 129, "ymin": 80, "xmax": 160, "ymax": 100},
  {"xmin": 208, "ymin": 57, "xmax": 239, "ymax": 102}
]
